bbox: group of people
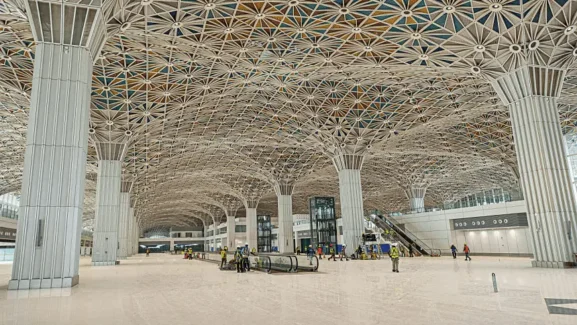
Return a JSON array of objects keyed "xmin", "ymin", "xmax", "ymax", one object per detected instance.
[
  {"xmin": 450, "ymin": 243, "xmax": 472, "ymax": 261},
  {"xmin": 218, "ymin": 245, "xmax": 256, "ymax": 273},
  {"xmin": 300, "ymin": 244, "xmax": 349, "ymax": 261}
]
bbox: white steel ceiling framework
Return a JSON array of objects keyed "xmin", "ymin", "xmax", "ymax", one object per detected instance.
[{"xmin": 1, "ymin": 0, "xmax": 577, "ymax": 232}]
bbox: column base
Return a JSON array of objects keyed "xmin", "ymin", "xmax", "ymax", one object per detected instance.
[
  {"xmin": 532, "ymin": 260, "xmax": 575, "ymax": 268},
  {"xmin": 91, "ymin": 261, "xmax": 118, "ymax": 266},
  {"xmin": 8, "ymin": 275, "xmax": 79, "ymax": 290}
]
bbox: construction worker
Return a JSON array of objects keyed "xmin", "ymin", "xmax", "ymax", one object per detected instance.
[
  {"xmin": 340, "ymin": 244, "xmax": 349, "ymax": 261},
  {"xmin": 317, "ymin": 245, "xmax": 323, "ymax": 259},
  {"xmin": 389, "ymin": 243, "xmax": 400, "ymax": 273},
  {"xmin": 243, "ymin": 244, "xmax": 250, "ymax": 271},
  {"xmin": 234, "ymin": 247, "xmax": 243, "ymax": 273},
  {"xmin": 450, "ymin": 244, "xmax": 457, "ymax": 259},
  {"xmin": 220, "ymin": 247, "xmax": 227, "ymax": 269},
  {"xmin": 188, "ymin": 248, "xmax": 193, "ymax": 260},
  {"xmin": 251, "ymin": 247, "xmax": 257, "ymax": 255},
  {"xmin": 327, "ymin": 244, "xmax": 336, "ymax": 261},
  {"xmin": 464, "ymin": 243, "xmax": 471, "ymax": 261}
]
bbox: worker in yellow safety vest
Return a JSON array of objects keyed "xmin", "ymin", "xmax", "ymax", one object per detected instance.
[
  {"xmin": 389, "ymin": 243, "xmax": 400, "ymax": 273},
  {"xmin": 220, "ymin": 248, "xmax": 227, "ymax": 269}
]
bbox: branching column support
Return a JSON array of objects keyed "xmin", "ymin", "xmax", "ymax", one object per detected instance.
[
  {"xmin": 243, "ymin": 198, "xmax": 259, "ymax": 251},
  {"xmin": 333, "ymin": 153, "xmax": 365, "ymax": 252},
  {"xmin": 9, "ymin": 0, "xmax": 106, "ymax": 290},
  {"xmin": 274, "ymin": 181, "xmax": 295, "ymax": 254},
  {"xmin": 492, "ymin": 66, "xmax": 577, "ymax": 268},
  {"xmin": 406, "ymin": 186, "xmax": 427, "ymax": 213}
]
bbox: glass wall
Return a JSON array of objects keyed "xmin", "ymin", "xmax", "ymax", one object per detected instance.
[
  {"xmin": 451, "ymin": 188, "xmax": 515, "ymax": 209},
  {"xmin": 0, "ymin": 245, "xmax": 15, "ymax": 262},
  {"xmin": 0, "ymin": 193, "xmax": 20, "ymax": 220}
]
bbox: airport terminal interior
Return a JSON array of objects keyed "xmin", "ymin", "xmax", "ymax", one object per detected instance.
[{"xmin": 1, "ymin": 0, "xmax": 577, "ymax": 324}]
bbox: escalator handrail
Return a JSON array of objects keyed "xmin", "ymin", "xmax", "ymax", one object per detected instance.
[
  {"xmin": 309, "ymin": 255, "xmax": 319, "ymax": 272},
  {"xmin": 370, "ymin": 216, "xmax": 430, "ymax": 256},
  {"xmin": 292, "ymin": 255, "xmax": 298, "ymax": 272},
  {"xmin": 382, "ymin": 216, "xmax": 431, "ymax": 251},
  {"xmin": 378, "ymin": 215, "xmax": 432, "ymax": 254}
]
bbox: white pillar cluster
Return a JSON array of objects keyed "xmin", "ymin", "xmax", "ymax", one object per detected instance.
[
  {"xmin": 333, "ymin": 152, "xmax": 365, "ymax": 252},
  {"xmin": 244, "ymin": 198, "xmax": 259, "ymax": 251},
  {"xmin": 9, "ymin": 1, "xmax": 106, "ymax": 289},
  {"xmin": 274, "ymin": 181, "xmax": 295, "ymax": 253},
  {"xmin": 117, "ymin": 182, "xmax": 131, "ymax": 259},
  {"xmin": 492, "ymin": 66, "xmax": 577, "ymax": 268},
  {"xmin": 406, "ymin": 186, "xmax": 427, "ymax": 213}
]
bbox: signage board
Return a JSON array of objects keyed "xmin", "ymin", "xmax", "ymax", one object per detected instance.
[
  {"xmin": 452, "ymin": 213, "xmax": 528, "ymax": 230},
  {"xmin": 0, "ymin": 227, "xmax": 16, "ymax": 241}
]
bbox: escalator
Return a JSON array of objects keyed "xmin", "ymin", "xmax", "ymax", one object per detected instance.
[
  {"xmin": 196, "ymin": 252, "xmax": 319, "ymax": 273},
  {"xmin": 368, "ymin": 215, "xmax": 441, "ymax": 257}
]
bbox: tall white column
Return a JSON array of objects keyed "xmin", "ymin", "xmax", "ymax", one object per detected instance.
[
  {"xmin": 333, "ymin": 153, "xmax": 365, "ymax": 254},
  {"xmin": 406, "ymin": 186, "xmax": 426, "ymax": 213},
  {"xmin": 492, "ymin": 66, "xmax": 577, "ymax": 268},
  {"xmin": 127, "ymin": 206, "xmax": 134, "ymax": 257},
  {"xmin": 244, "ymin": 199, "xmax": 258, "ymax": 251},
  {"xmin": 133, "ymin": 220, "xmax": 140, "ymax": 255},
  {"xmin": 212, "ymin": 223, "xmax": 217, "ymax": 251},
  {"xmin": 117, "ymin": 183, "xmax": 131, "ymax": 259},
  {"xmin": 226, "ymin": 216, "xmax": 236, "ymax": 249},
  {"xmin": 9, "ymin": 44, "xmax": 92, "ymax": 290},
  {"xmin": 275, "ymin": 182, "xmax": 295, "ymax": 254},
  {"xmin": 92, "ymin": 160, "xmax": 122, "ymax": 266}
]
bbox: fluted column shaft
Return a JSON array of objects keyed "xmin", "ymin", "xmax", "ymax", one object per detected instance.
[
  {"xmin": 338, "ymin": 169, "xmax": 365, "ymax": 253},
  {"xmin": 493, "ymin": 66, "xmax": 577, "ymax": 268},
  {"xmin": 226, "ymin": 216, "xmax": 236, "ymax": 249},
  {"xmin": 246, "ymin": 208, "xmax": 258, "ymax": 251},
  {"xmin": 92, "ymin": 161, "xmax": 121, "ymax": 266},
  {"xmin": 117, "ymin": 193, "xmax": 130, "ymax": 259},
  {"xmin": 9, "ymin": 44, "xmax": 91, "ymax": 290},
  {"xmin": 133, "ymin": 220, "xmax": 139, "ymax": 255},
  {"xmin": 127, "ymin": 207, "xmax": 134, "ymax": 257},
  {"xmin": 277, "ymin": 195, "xmax": 294, "ymax": 253}
]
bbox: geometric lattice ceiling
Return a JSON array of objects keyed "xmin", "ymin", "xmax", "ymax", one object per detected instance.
[{"xmin": 1, "ymin": 0, "xmax": 577, "ymax": 231}]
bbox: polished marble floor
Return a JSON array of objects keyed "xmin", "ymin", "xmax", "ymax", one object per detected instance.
[{"xmin": 0, "ymin": 254, "xmax": 575, "ymax": 325}]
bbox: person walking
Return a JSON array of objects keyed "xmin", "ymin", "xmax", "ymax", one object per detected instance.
[
  {"xmin": 327, "ymin": 244, "xmax": 336, "ymax": 261},
  {"xmin": 220, "ymin": 248, "xmax": 227, "ymax": 269},
  {"xmin": 146, "ymin": 248, "xmax": 150, "ymax": 257},
  {"xmin": 296, "ymin": 246, "xmax": 301, "ymax": 255},
  {"xmin": 243, "ymin": 244, "xmax": 251, "ymax": 271},
  {"xmin": 340, "ymin": 244, "xmax": 349, "ymax": 261},
  {"xmin": 306, "ymin": 245, "xmax": 314, "ymax": 262},
  {"xmin": 234, "ymin": 247, "xmax": 243, "ymax": 273},
  {"xmin": 317, "ymin": 245, "xmax": 324, "ymax": 259},
  {"xmin": 389, "ymin": 243, "xmax": 400, "ymax": 273},
  {"xmin": 463, "ymin": 243, "xmax": 471, "ymax": 261},
  {"xmin": 450, "ymin": 244, "xmax": 457, "ymax": 259}
]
